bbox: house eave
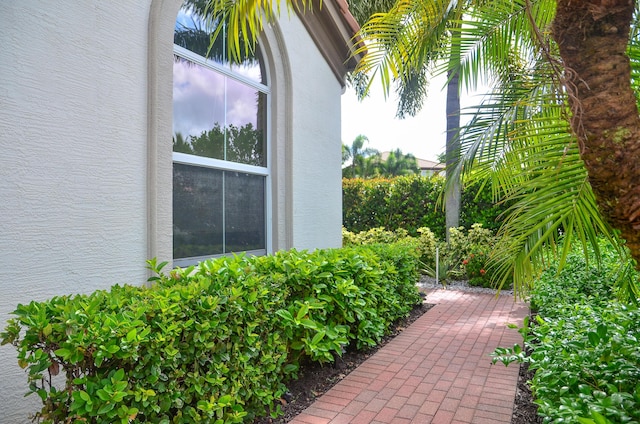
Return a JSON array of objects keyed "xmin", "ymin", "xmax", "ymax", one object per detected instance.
[{"xmin": 295, "ymin": 0, "xmax": 364, "ymax": 88}]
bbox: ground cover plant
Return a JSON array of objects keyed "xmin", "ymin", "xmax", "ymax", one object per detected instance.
[
  {"xmin": 1, "ymin": 244, "xmax": 422, "ymax": 423},
  {"xmin": 493, "ymin": 242, "xmax": 640, "ymax": 423},
  {"xmin": 343, "ymin": 223, "xmax": 508, "ymax": 288}
]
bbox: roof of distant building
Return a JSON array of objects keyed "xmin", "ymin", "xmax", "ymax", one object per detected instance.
[{"xmin": 379, "ymin": 151, "xmax": 445, "ymax": 171}]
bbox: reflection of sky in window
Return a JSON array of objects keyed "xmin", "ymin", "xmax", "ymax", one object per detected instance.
[
  {"xmin": 175, "ymin": 9, "xmax": 196, "ymax": 32},
  {"xmin": 173, "ymin": 59, "xmax": 259, "ymax": 137}
]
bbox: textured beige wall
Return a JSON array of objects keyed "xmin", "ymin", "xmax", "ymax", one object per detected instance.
[
  {"xmin": 0, "ymin": 2, "xmax": 154, "ymax": 421},
  {"xmin": 278, "ymin": 15, "xmax": 344, "ymax": 250},
  {"xmin": 0, "ymin": 1, "xmax": 343, "ymax": 421}
]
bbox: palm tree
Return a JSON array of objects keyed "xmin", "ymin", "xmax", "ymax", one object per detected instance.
[
  {"xmin": 551, "ymin": 0, "xmax": 640, "ymax": 267},
  {"xmin": 362, "ymin": 154, "xmax": 383, "ymax": 179},
  {"xmin": 351, "ymin": 0, "xmax": 636, "ymax": 297},
  {"xmin": 373, "ymin": 149, "xmax": 420, "ymax": 177},
  {"xmin": 439, "ymin": 0, "xmax": 640, "ymax": 298},
  {"xmin": 350, "ymin": 1, "xmax": 535, "ymax": 243},
  {"xmin": 199, "ymin": 0, "xmax": 640, "ymax": 298},
  {"xmin": 352, "ymin": 1, "xmax": 471, "ymax": 241},
  {"xmin": 342, "ymin": 135, "xmax": 379, "ymax": 178}
]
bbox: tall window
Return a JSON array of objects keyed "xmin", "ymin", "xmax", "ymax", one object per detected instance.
[{"xmin": 173, "ymin": 5, "xmax": 269, "ymax": 266}]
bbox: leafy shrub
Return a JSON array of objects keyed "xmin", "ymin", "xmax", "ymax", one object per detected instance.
[
  {"xmin": 342, "ymin": 226, "xmax": 408, "ymax": 246},
  {"xmin": 448, "ymin": 224, "xmax": 494, "ymax": 260},
  {"xmin": 529, "ymin": 304, "xmax": 640, "ymax": 423},
  {"xmin": 437, "ymin": 224, "xmax": 501, "ymax": 287},
  {"xmin": 460, "ymin": 179, "xmax": 509, "ymax": 234},
  {"xmin": 462, "ymin": 251, "xmax": 490, "ymax": 287},
  {"xmin": 2, "ymin": 260, "xmax": 289, "ymax": 423},
  {"xmin": 1, "ymin": 245, "xmax": 422, "ymax": 423},
  {"xmin": 529, "ymin": 255, "xmax": 615, "ymax": 314},
  {"xmin": 415, "ymin": 227, "xmax": 438, "ymax": 270},
  {"xmin": 343, "ymin": 226, "xmax": 438, "ymax": 272},
  {"xmin": 493, "ymin": 244, "xmax": 640, "ymax": 423},
  {"xmin": 343, "ymin": 223, "xmax": 509, "ymax": 290}
]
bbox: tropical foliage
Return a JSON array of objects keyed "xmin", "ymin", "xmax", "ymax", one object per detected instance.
[
  {"xmin": 354, "ymin": 0, "xmax": 640, "ymax": 296},
  {"xmin": 342, "ymin": 134, "xmax": 380, "ymax": 178},
  {"xmin": 197, "ymin": 0, "xmax": 640, "ymax": 297},
  {"xmin": 1, "ymin": 246, "xmax": 422, "ymax": 423},
  {"xmin": 493, "ymin": 242, "xmax": 640, "ymax": 422},
  {"xmin": 343, "ymin": 175, "xmax": 509, "ymax": 239},
  {"xmin": 373, "ymin": 149, "xmax": 420, "ymax": 177},
  {"xmin": 343, "ymin": 223, "xmax": 507, "ymax": 288},
  {"xmin": 342, "ymin": 142, "xmax": 421, "ymax": 179}
]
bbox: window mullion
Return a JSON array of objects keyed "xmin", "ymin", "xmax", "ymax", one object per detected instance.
[{"xmin": 222, "ymin": 171, "xmax": 226, "ymax": 253}]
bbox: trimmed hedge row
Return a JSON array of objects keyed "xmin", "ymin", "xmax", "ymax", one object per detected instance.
[
  {"xmin": 343, "ymin": 175, "xmax": 509, "ymax": 239},
  {"xmin": 2, "ymin": 244, "xmax": 422, "ymax": 423}
]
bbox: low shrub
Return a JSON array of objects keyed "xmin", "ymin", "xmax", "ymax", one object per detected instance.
[
  {"xmin": 493, "ymin": 243, "xmax": 640, "ymax": 423},
  {"xmin": 344, "ymin": 223, "xmax": 508, "ymax": 288},
  {"xmin": 1, "ymin": 245, "xmax": 422, "ymax": 423},
  {"xmin": 529, "ymin": 254, "xmax": 615, "ymax": 314},
  {"xmin": 342, "ymin": 226, "xmax": 409, "ymax": 246},
  {"xmin": 343, "ymin": 226, "xmax": 438, "ymax": 273},
  {"xmin": 529, "ymin": 304, "xmax": 640, "ymax": 423},
  {"xmin": 462, "ymin": 251, "xmax": 490, "ymax": 287}
]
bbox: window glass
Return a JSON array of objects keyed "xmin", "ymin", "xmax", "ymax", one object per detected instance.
[
  {"xmin": 224, "ymin": 172, "xmax": 265, "ymax": 252},
  {"xmin": 174, "ymin": 6, "xmax": 227, "ymax": 67},
  {"xmin": 172, "ymin": 57, "xmax": 266, "ymax": 166},
  {"xmin": 173, "ymin": 2, "xmax": 269, "ymax": 263},
  {"xmin": 173, "ymin": 163, "xmax": 224, "ymax": 257},
  {"xmin": 174, "ymin": 6, "xmax": 264, "ymax": 84},
  {"xmin": 173, "ymin": 56, "xmax": 225, "ymax": 159},
  {"xmin": 224, "ymin": 79, "xmax": 266, "ymax": 166}
]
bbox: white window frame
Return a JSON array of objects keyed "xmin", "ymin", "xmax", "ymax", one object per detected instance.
[{"xmin": 172, "ymin": 43, "xmax": 272, "ymax": 267}]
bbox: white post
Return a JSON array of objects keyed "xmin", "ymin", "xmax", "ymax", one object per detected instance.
[{"xmin": 435, "ymin": 246, "xmax": 439, "ymax": 286}]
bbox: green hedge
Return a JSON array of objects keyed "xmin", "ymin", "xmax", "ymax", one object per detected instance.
[
  {"xmin": 2, "ymin": 244, "xmax": 421, "ymax": 423},
  {"xmin": 493, "ymin": 245, "xmax": 640, "ymax": 423},
  {"xmin": 342, "ymin": 175, "xmax": 509, "ymax": 239}
]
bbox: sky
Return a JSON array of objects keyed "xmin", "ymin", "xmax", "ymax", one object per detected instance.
[
  {"xmin": 341, "ymin": 74, "xmax": 487, "ymax": 163},
  {"xmin": 341, "ymin": 74, "xmax": 449, "ymax": 162}
]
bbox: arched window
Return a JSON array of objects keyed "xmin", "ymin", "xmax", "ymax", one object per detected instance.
[{"xmin": 172, "ymin": 4, "xmax": 269, "ymax": 266}]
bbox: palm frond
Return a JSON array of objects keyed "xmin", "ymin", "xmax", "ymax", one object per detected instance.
[
  {"xmin": 451, "ymin": 47, "xmax": 625, "ymax": 297},
  {"xmin": 354, "ymin": 0, "xmax": 463, "ymax": 97},
  {"xmin": 203, "ymin": 0, "xmax": 313, "ymax": 63},
  {"xmin": 444, "ymin": 0, "xmax": 556, "ymax": 92}
]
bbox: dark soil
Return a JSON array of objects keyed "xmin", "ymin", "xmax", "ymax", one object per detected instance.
[
  {"xmin": 512, "ymin": 349, "xmax": 542, "ymax": 424},
  {"xmin": 254, "ymin": 298, "xmax": 541, "ymax": 424}
]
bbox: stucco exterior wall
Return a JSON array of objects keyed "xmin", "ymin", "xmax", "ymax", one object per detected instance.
[
  {"xmin": 0, "ymin": 2, "xmax": 344, "ymax": 421},
  {"xmin": 279, "ymin": 16, "xmax": 344, "ymax": 250},
  {"xmin": 0, "ymin": 2, "xmax": 153, "ymax": 421}
]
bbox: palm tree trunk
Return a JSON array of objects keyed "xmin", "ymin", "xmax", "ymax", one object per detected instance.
[
  {"xmin": 445, "ymin": 63, "xmax": 462, "ymax": 243},
  {"xmin": 553, "ymin": 0, "xmax": 640, "ymax": 265}
]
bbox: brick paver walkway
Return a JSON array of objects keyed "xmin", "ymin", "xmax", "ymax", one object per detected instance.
[{"xmin": 290, "ymin": 289, "xmax": 529, "ymax": 424}]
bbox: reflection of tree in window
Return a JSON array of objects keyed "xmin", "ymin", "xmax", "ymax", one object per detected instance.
[
  {"xmin": 172, "ymin": 122, "xmax": 265, "ymax": 166},
  {"xmin": 174, "ymin": 1, "xmax": 261, "ymax": 68},
  {"xmin": 172, "ymin": 1, "xmax": 269, "ymax": 262}
]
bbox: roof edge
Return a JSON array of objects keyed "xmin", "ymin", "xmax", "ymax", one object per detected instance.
[{"xmin": 294, "ymin": 0, "xmax": 364, "ymax": 87}]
